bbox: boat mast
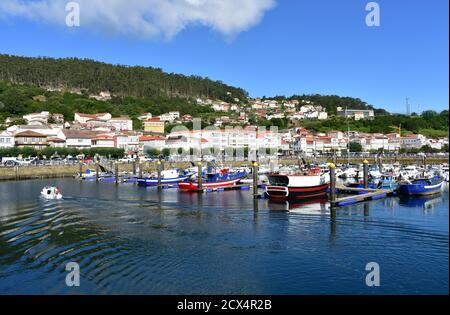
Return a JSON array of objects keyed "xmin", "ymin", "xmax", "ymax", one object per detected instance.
[{"xmin": 346, "ymin": 106, "xmax": 350, "ymax": 165}]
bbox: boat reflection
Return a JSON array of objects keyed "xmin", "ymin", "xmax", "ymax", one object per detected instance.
[
  {"xmin": 399, "ymin": 194, "xmax": 443, "ymax": 209},
  {"xmin": 267, "ymin": 197, "xmax": 329, "ymax": 214}
]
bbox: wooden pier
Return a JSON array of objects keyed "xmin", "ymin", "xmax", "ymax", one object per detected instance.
[
  {"xmin": 333, "ymin": 186, "xmax": 394, "ymax": 207},
  {"xmin": 329, "ymin": 160, "xmax": 394, "ymax": 208}
]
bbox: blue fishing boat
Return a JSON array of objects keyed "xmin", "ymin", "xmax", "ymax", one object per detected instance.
[
  {"xmin": 137, "ymin": 169, "xmax": 190, "ymax": 187},
  {"xmin": 379, "ymin": 173, "xmax": 399, "ymax": 190},
  {"xmin": 398, "ymin": 176, "xmax": 444, "ymax": 196}
]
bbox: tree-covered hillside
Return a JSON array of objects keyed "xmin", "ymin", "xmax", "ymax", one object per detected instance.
[
  {"xmin": 0, "ymin": 54, "xmax": 248, "ymax": 102},
  {"xmin": 0, "ymin": 81, "xmax": 215, "ymax": 129}
]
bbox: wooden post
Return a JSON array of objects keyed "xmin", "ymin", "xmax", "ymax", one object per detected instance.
[
  {"xmin": 329, "ymin": 163, "xmax": 336, "ymax": 208},
  {"xmin": 15, "ymin": 165, "xmax": 19, "ymax": 180},
  {"xmin": 197, "ymin": 161, "xmax": 203, "ymax": 192},
  {"xmin": 95, "ymin": 163, "xmax": 99, "ymax": 182},
  {"xmin": 132, "ymin": 160, "xmax": 137, "ymax": 175},
  {"xmin": 157, "ymin": 160, "xmax": 162, "ymax": 190},
  {"xmin": 115, "ymin": 163, "xmax": 119, "ymax": 185},
  {"xmin": 252, "ymin": 161, "xmax": 259, "ymax": 198},
  {"xmin": 363, "ymin": 159, "xmax": 369, "ymax": 189},
  {"xmin": 79, "ymin": 162, "xmax": 83, "ymax": 177},
  {"xmin": 422, "ymin": 155, "xmax": 426, "ymax": 177},
  {"xmin": 378, "ymin": 155, "xmax": 382, "ymax": 173},
  {"xmin": 139, "ymin": 161, "xmax": 143, "ymax": 179}
]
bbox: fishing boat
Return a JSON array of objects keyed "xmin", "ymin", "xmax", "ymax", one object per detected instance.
[
  {"xmin": 339, "ymin": 167, "xmax": 358, "ymax": 179},
  {"xmin": 40, "ymin": 186, "xmax": 63, "ymax": 200},
  {"xmin": 265, "ymin": 172, "xmax": 330, "ymax": 201},
  {"xmin": 178, "ymin": 169, "xmax": 247, "ymax": 191},
  {"xmin": 379, "ymin": 173, "xmax": 399, "ymax": 190},
  {"xmin": 397, "ymin": 176, "xmax": 444, "ymax": 196},
  {"xmin": 137, "ymin": 169, "xmax": 189, "ymax": 186}
]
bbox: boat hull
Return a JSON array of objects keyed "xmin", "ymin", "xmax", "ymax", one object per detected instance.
[
  {"xmin": 178, "ymin": 178, "xmax": 241, "ymax": 191},
  {"xmin": 266, "ymin": 183, "xmax": 329, "ymax": 201},
  {"xmin": 398, "ymin": 181, "xmax": 443, "ymax": 196},
  {"xmin": 137, "ymin": 176, "xmax": 188, "ymax": 186}
]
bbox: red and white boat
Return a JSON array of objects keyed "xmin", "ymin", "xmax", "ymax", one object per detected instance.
[
  {"xmin": 178, "ymin": 178, "xmax": 242, "ymax": 191},
  {"xmin": 265, "ymin": 172, "xmax": 330, "ymax": 201}
]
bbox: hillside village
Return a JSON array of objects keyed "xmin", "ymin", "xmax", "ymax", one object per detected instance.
[{"xmin": 0, "ymin": 93, "xmax": 447, "ymax": 159}]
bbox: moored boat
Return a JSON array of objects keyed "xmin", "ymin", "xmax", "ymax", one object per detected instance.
[
  {"xmin": 178, "ymin": 170, "xmax": 247, "ymax": 191},
  {"xmin": 397, "ymin": 176, "xmax": 444, "ymax": 196},
  {"xmin": 265, "ymin": 172, "xmax": 329, "ymax": 201},
  {"xmin": 137, "ymin": 169, "xmax": 189, "ymax": 186}
]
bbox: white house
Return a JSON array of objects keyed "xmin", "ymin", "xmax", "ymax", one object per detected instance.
[
  {"xmin": 0, "ymin": 130, "xmax": 14, "ymax": 148},
  {"xmin": 63, "ymin": 130, "xmax": 97, "ymax": 149},
  {"xmin": 160, "ymin": 111, "xmax": 180, "ymax": 122},
  {"xmin": 115, "ymin": 133, "xmax": 141, "ymax": 152},
  {"xmin": 318, "ymin": 112, "xmax": 328, "ymax": 120},
  {"xmin": 108, "ymin": 117, "xmax": 133, "ymax": 131},
  {"xmin": 23, "ymin": 111, "xmax": 50, "ymax": 125},
  {"xmin": 74, "ymin": 113, "xmax": 112, "ymax": 124},
  {"xmin": 139, "ymin": 135, "xmax": 166, "ymax": 152}
]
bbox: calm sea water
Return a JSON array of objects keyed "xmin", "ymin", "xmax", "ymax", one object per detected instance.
[{"xmin": 0, "ymin": 179, "xmax": 448, "ymax": 294}]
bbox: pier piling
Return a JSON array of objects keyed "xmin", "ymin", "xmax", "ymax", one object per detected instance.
[
  {"xmin": 157, "ymin": 160, "xmax": 162, "ymax": 190},
  {"xmin": 132, "ymin": 160, "xmax": 137, "ymax": 175},
  {"xmin": 363, "ymin": 159, "xmax": 369, "ymax": 189},
  {"xmin": 252, "ymin": 161, "xmax": 259, "ymax": 198},
  {"xmin": 329, "ymin": 163, "xmax": 336, "ymax": 208},
  {"xmin": 95, "ymin": 163, "xmax": 99, "ymax": 182},
  {"xmin": 79, "ymin": 162, "xmax": 83, "ymax": 177},
  {"xmin": 115, "ymin": 163, "xmax": 119, "ymax": 184},
  {"xmin": 139, "ymin": 161, "xmax": 143, "ymax": 179},
  {"xmin": 197, "ymin": 161, "xmax": 203, "ymax": 192}
]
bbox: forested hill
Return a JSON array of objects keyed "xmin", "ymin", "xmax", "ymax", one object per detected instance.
[{"xmin": 0, "ymin": 54, "xmax": 248, "ymax": 102}]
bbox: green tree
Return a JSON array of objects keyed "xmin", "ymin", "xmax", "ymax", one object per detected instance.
[{"xmin": 349, "ymin": 141, "xmax": 363, "ymax": 152}]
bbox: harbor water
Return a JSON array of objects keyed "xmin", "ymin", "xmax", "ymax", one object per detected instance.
[{"xmin": 0, "ymin": 179, "xmax": 448, "ymax": 294}]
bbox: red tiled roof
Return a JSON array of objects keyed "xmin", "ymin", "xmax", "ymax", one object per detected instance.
[
  {"xmin": 47, "ymin": 138, "xmax": 65, "ymax": 142},
  {"xmin": 15, "ymin": 131, "xmax": 46, "ymax": 137},
  {"xmin": 139, "ymin": 135, "xmax": 165, "ymax": 141}
]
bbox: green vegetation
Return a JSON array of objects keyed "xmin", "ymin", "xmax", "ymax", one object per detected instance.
[
  {"xmin": 0, "ymin": 80, "xmax": 216, "ymax": 125},
  {"xmin": 0, "ymin": 54, "xmax": 247, "ymax": 102},
  {"xmin": 0, "ymin": 147, "xmax": 125, "ymax": 158},
  {"xmin": 349, "ymin": 141, "xmax": 363, "ymax": 152},
  {"xmin": 298, "ymin": 112, "xmax": 448, "ymax": 137}
]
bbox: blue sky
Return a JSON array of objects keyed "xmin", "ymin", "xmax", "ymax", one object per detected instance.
[{"xmin": 0, "ymin": 0, "xmax": 448, "ymax": 113}]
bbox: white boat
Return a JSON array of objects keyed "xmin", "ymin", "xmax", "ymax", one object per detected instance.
[
  {"xmin": 266, "ymin": 172, "xmax": 330, "ymax": 201},
  {"xmin": 369, "ymin": 167, "xmax": 382, "ymax": 179},
  {"xmin": 399, "ymin": 165, "xmax": 419, "ymax": 180},
  {"xmin": 339, "ymin": 167, "xmax": 358, "ymax": 179},
  {"xmin": 40, "ymin": 186, "xmax": 63, "ymax": 200}
]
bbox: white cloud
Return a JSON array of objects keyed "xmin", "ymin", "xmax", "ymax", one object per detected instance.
[{"xmin": 0, "ymin": 0, "xmax": 276, "ymax": 39}]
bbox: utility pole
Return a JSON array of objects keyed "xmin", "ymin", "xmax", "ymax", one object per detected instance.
[{"xmin": 406, "ymin": 97, "xmax": 411, "ymax": 116}]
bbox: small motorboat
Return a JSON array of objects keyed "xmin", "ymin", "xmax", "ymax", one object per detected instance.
[
  {"xmin": 397, "ymin": 176, "xmax": 444, "ymax": 196},
  {"xmin": 40, "ymin": 186, "xmax": 63, "ymax": 200},
  {"xmin": 81, "ymin": 169, "xmax": 97, "ymax": 180}
]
